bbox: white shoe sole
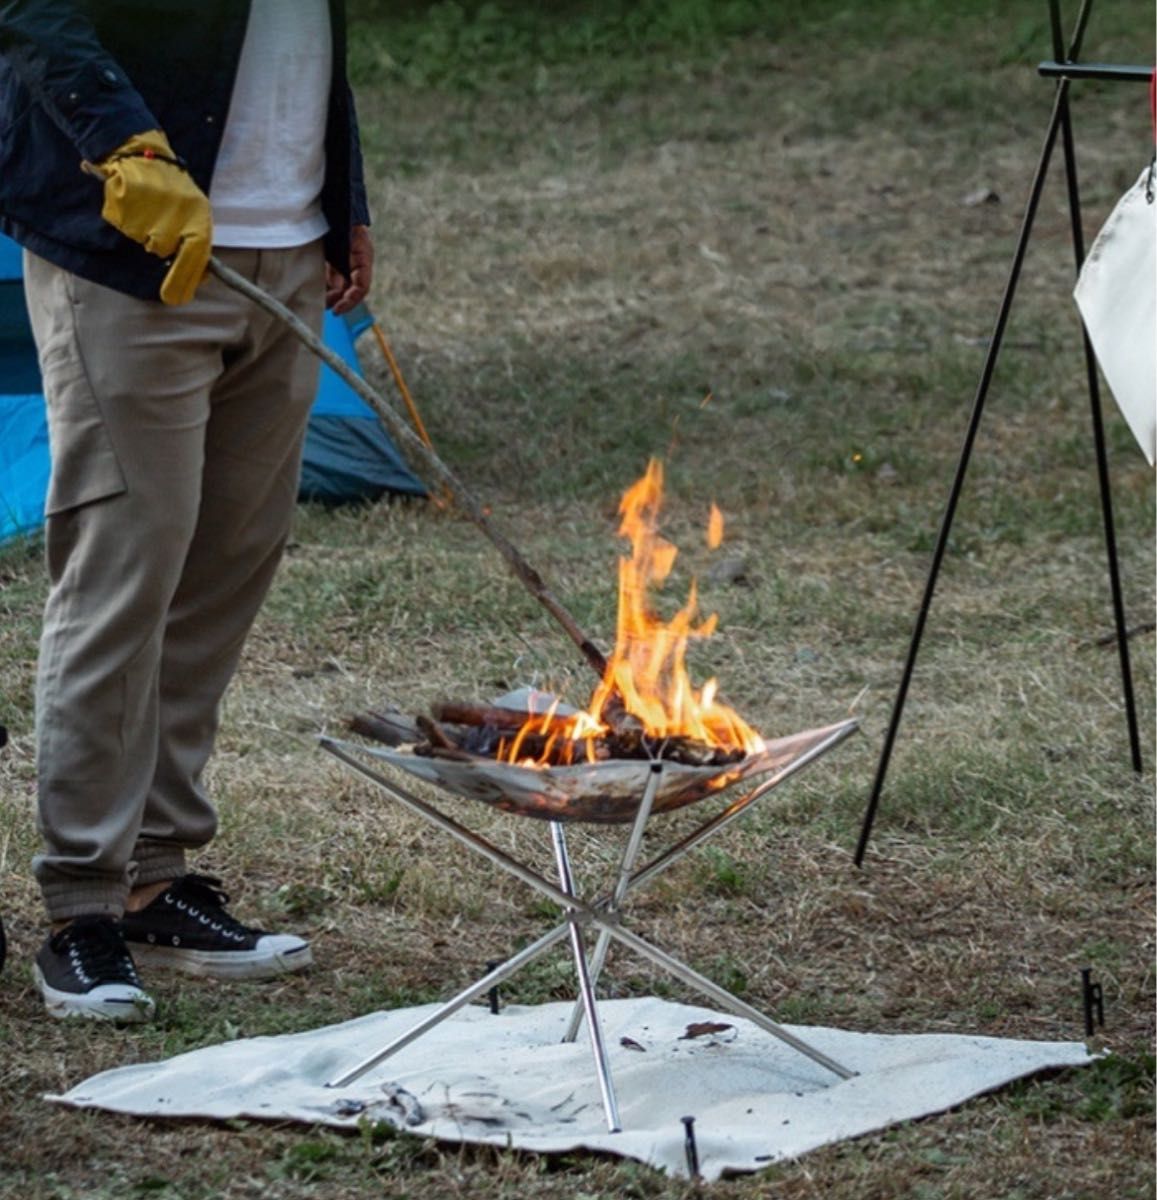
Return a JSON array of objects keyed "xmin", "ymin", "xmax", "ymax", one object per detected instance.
[
  {"xmin": 129, "ymin": 938, "xmax": 313, "ymax": 981},
  {"xmin": 34, "ymin": 964, "xmax": 155, "ymax": 1023}
]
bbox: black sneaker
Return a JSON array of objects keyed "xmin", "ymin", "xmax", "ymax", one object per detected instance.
[
  {"xmin": 119, "ymin": 874, "xmax": 312, "ymax": 981},
  {"xmin": 34, "ymin": 915, "xmax": 155, "ymax": 1023}
]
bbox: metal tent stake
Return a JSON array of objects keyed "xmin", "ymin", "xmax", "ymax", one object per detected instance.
[
  {"xmin": 855, "ymin": 0, "xmax": 1147, "ymax": 866},
  {"xmin": 1080, "ymin": 967, "xmax": 1105, "ymax": 1036},
  {"xmin": 682, "ymin": 1115, "xmax": 701, "ymax": 1179}
]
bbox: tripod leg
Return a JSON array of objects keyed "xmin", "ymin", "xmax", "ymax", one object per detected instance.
[
  {"xmin": 854, "ymin": 0, "xmax": 1117, "ymax": 863},
  {"xmin": 1054, "ymin": 53, "xmax": 1144, "ymax": 774},
  {"xmin": 325, "ymin": 922, "xmax": 571, "ymax": 1088},
  {"xmin": 853, "ymin": 75, "xmax": 1093, "ymax": 865},
  {"xmin": 604, "ymin": 921, "xmax": 855, "ymax": 1081},
  {"xmin": 562, "ymin": 763, "xmax": 662, "ymax": 1043},
  {"xmin": 550, "ymin": 822, "xmax": 622, "ymax": 1132}
]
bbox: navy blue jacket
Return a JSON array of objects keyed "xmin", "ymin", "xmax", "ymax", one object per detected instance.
[{"xmin": 0, "ymin": 0, "xmax": 370, "ymax": 300}]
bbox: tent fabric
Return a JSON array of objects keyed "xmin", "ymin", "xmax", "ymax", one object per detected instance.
[
  {"xmin": 0, "ymin": 233, "xmax": 21, "ymax": 281},
  {"xmin": 0, "ymin": 391, "xmax": 50, "ymax": 545},
  {"xmin": 0, "ymin": 249, "xmax": 46, "ymax": 541},
  {"xmin": 0, "ymin": 235, "xmax": 424, "ymax": 545},
  {"xmin": 299, "ymin": 412, "xmax": 426, "ymax": 504},
  {"xmin": 304, "ymin": 307, "xmax": 427, "ymax": 504}
]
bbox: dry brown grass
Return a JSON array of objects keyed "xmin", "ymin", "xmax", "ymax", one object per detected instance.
[{"xmin": 1, "ymin": 7, "xmax": 1154, "ymax": 1198}]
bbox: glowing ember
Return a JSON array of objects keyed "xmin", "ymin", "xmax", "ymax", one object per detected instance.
[{"xmin": 497, "ymin": 459, "xmax": 764, "ymax": 766}]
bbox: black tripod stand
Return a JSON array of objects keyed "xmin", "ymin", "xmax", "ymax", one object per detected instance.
[{"xmin": 855, "ymin": 0, "xmax": 1150, "ymax": 865}]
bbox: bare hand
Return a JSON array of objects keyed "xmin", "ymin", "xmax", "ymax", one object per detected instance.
[{"xmin": 326, "ymin": 224, "xmax": 373, "ymax": 314}]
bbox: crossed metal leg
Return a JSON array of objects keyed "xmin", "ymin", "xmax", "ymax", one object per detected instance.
[{"xmin": 320, "ymin": 721, "xmax": 858, "ymax": 1131}]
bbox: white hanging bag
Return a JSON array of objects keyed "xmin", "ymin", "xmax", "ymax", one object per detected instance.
[{"xmin": 1073, "ymin": 156, "xmax": 1157, "ymax": 466}]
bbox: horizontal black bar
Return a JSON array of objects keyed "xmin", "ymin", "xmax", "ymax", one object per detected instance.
[{"xmin": 1038, "ymin": 60, "xmax": 1152, "ymax": 82}]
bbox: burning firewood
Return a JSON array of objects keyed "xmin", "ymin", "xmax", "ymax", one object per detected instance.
[
  {"xmin": 431, "ymin": 697, "xmax": 642, "ymax": 740},
  {"xmin": 413, "ymin": 715, "xmax": 478, "ymax": 762},
  {"xmin": 350, "ymin": 698, "xmax": 745, "ymax": 769},
  {"xmin": 430, "ymin": 700, "xmax": 570, "ymax": 735},
  {"xmin": 346, "ymin": 460, "xmax": 764, "ymax": 777},
  {"xmin": 347, "ymin": 707, "xmax": 420, "ymax": 747},
  {"xmin": 415, "ymin": 714, "xmax": 464, "ymax": 751},
  {"xmin": 427, "ymin": 708, "xmax": 743, "ymax": 769}
]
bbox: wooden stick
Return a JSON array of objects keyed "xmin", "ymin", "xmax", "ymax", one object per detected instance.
[
  {"xmin": 208, "ymin": 256, "xmax": 608, "ymax": 681},
  {"xmin": 370, "ymin": 321, "xmax": 436, "ymax": 452},
  {"xmin": 1080, "ymin": 621, "xmax": 1156, "ymax": 649},
  {"xmin": 369, "ymin": 321, "xmax": 452, "ymax": 509},
  {"xmin": 431, "ymin": 700, "xmax": 575, "ymax": 733},
  {"xmin": 415, "ymin": 714, "xmax": 460, "ymax": 751},
  {"xmin": 348, "ymin": 709, "xmax": 421, "ymax": 746}
]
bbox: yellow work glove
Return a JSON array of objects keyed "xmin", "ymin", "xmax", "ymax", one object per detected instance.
[{"xmin": 92, "ymin": 129, "xmax": 212, "ymax": 305}]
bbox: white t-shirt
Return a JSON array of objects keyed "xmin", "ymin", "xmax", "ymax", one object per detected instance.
[{"xmin": 210, "ymin": 0, "xmax": 332, "ymax": 248}]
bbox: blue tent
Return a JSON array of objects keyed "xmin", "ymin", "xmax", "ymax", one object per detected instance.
[
  {"xmin": 0, "ymin": 234, "xmax": 46, "ymax": 543},
  {"xmin": 0, "ymin": 233, "xmax": 424, "ymax": 544}
]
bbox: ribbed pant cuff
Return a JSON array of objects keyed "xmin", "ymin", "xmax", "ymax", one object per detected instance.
[
  {"xmin": 40, "ymin": 879, "xmax": 130, "ymax": 923},
  {"xmin": 132, "ymin": 842, "xmax": 188, "ymax": 887}
]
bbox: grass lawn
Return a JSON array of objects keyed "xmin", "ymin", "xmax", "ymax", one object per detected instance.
[{"xmin": 0, "ymin": 2, "xmax": 1153, "ymax": 1196}]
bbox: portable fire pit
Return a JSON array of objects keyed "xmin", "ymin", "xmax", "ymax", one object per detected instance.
[
  {"xmin": 319, "ymin": 696, "xmax": 860, "ymax": 1131},
  {"xmin": 319, "ymin": 460, "xmax": 861, "ymax": 1130}
]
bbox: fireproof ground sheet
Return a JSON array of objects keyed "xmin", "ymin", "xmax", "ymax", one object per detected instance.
[{"xmin": 49, "ymin": 997, "xmax": 1097, "ymax": 1181}]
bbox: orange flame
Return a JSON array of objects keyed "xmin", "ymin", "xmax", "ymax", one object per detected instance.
[
  {"xmin": 498, "ymin": 459, "xmax": 763, "ymax": 765},
  {"xmin": 706, "ymin": 502, "xmax": 724, "ymax": 550}
]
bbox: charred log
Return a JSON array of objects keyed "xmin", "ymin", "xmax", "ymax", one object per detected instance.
[
  {"xmin": 415, "ymin": 714, "xmax": 463, "ymax": 752},
  {"xmin": 352, "ymin": 699, "xmax": 747, "ymax": 771},
  {"xmin": 431, "ymin": 700, "xmax": 575, "ymax": 736},
  {"xmin": 348, "ymin": 708, "xmax": 421, "ymax": 747}
]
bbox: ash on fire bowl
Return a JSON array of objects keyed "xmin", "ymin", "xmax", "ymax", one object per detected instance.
[{"xmin": 356, "ymin": 720, "xmax": 858, "ymax": 824}]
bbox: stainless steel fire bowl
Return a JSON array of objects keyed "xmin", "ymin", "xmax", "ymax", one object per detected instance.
[{"xmin": 350, "ymin": 719, "xmax": 858, "ymax": 823}]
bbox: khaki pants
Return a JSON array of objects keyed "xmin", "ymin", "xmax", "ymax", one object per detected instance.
[{"xmin": 25, "ymin": 244, "xmax": 324, "ymax": 921}]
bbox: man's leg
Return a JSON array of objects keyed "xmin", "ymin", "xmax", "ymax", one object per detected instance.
[
  {"xmin": 121, "ymin": 243, "xmax": 324, "ymax": 980},
  {"xmin": 134, "ymin": 243, "xmax": 325, "ymax": 875},
  {"xmin": 25, "ymin": 254, "xmax": 233, "ymax": 922},
  {"xmin": 23, "ymin": 254, "xmax": 241, "ymax": 1018}
]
